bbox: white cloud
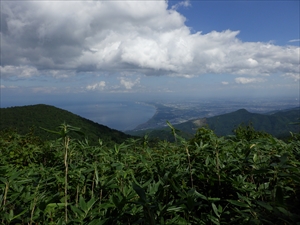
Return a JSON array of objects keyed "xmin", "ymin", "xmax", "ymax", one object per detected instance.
[
  {"xmin": 288, "ymin": 39, "xmax": 300, "ymax": 43},
  {"xmin": 235, "ymin": 77, "xmax": 266, "ymax": 84},
  {"xmin": 0, "ymin": 65, "xmax": 39, "ymax": 78},
  {"xmin": 247, "ymin": 58, "xmax": 258, "ymax": 67},
  {"xmin": 119, "ymin": 77, "xmax": 140, "ymax": 90},
  {"xmin": 168, "ymin": 73, "xmax": 195, "ymax": 78},
  {"xmin": 32, "ymin": 87, "xmax": 57, "ymax": 93},
  {"xmin": 221, "ymin": 81, "xmax": 229, "ymax": 85},
  {"xmin": 86, "ymin": 81, "xmax": 106, "ymax": 90},
  {"xmin": 282, "ymin": 73, "xmax": 300, "ymax": 81},
  {"xmin": 1, "ymin": 1, "xmax": 299, "ymax": 81},
  {"xmin": 0, "ymin": 85, "xmax": 19, "ymax": 89},
  {"xmin": 172, "ymin": 0, "xmax": 191, "ymax": 10},
  {"xmin": 49, "ymin": 70, "xmax": 75, "ymax": 79}
]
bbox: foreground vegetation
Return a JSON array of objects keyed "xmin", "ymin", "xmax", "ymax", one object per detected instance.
[{"xmin": 1, "ymin": 123, "xmax": 300, "ymax": 224}]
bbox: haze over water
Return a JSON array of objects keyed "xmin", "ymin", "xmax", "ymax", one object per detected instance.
[{"xmin": 61, "ymin": 101, "xmax": 156, "ymax": 131}]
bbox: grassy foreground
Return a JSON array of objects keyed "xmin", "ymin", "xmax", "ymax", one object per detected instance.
[{"xmin": 0, "ymin": 123, "xmax": 300, "ymax": 224}]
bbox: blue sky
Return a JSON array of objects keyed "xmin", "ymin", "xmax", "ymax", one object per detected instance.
[
  {"xmin": 178, "ymin": 1, "xmax": 299, "ymax": 44},
  {"xmin": 1, "ymin": 0, "xmax": 299, "ymax": 107}
]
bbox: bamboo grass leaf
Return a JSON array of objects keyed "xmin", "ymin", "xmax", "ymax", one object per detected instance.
[
  {"xmin": 132, "ymin": 183, "xmax": 147, "ymax": 203},
  {"xmin": 212, "ymin": 203, "xmax": 220, "ymax": 218},
  {"xmin": 276, "ymin": 207, "xmax": 292, "ymax": 217},
  {"xmin": 70, "ymin": 205, "xmax": 84, "ymax": 218},
  {"xmin": 88, "ymin": 219, "xmax": 109, "ymax": 225},
  {"xmin": 79, "ymin": 196, "xmax": 87, "ymax": 211},
  {"xmin": 39, "ymin": 127, "xmax": 62, "ymax": 135},
  {"xmin": 166, "ymin": 206, "xmax": 183, "ymax": 212},
  {"xmin": 275, "ymin": 186, "xmax": 284, "ymax": 205},
  {"xmin": 227, "ymin": 200, "xmax": 250, "ymax": 208},
  {"xmin": 208, "ymin": 214, "xmax": 220, "ymax": 225},
  {"xmin": 87, "ymin": 197, "xmax": 96, "ymax": 211},
  {"xmin": 256, "ymin": 201, "xmax": 273, "ymax": 211}
]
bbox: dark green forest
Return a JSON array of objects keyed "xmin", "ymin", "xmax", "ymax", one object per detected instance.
[
  {"xmin": 127, "ymin": 108, "xmax": 300, "ymax": 142},
  {"xmin": 0, "ymin": 104, "xmax": 131, "ymax": 146},
  {"xmin": 0, "ymin": 104, "xmax": 300, "ymax": 224}
]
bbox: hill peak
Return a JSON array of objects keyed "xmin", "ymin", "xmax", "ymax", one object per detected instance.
[
  {"xmin": 0, "ymin": 104, "xmax": 132, "ymax": 145},
  {"xmin": 235, "ymin": 108, "xmax": 250, "ymax": 113}
]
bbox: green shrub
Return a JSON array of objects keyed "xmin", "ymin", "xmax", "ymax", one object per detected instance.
[{"xmin": 0, "ymin": 124, "xmax": 300, "ymax": 224}]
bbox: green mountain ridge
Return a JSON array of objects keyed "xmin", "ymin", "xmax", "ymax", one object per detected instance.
[
  {"xmin": 127, "ymin": 107, "xmax": 300, "ymax": 140},
  {"xmin": 206, "ymin": 107, "xmax": 299, "ymax": 137},
  {"xmin": 0, "ymin": 104, "xmax": 132, "ymax": 145}
]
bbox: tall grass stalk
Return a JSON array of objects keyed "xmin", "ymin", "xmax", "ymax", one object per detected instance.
[
  {"xmin": 64, "ymin": 134, "xmax": 70, "ymax": 223},
  {"xmin": 185, "ymin": 145, "xmax": 194, "ymax": 188},
  {"xmin": 29, "ymin": 183, "xmax": 40, "ymax": 225},
  {"xmin": 1, "ymin": 181, "xmax": 9, "ymax": 224}
]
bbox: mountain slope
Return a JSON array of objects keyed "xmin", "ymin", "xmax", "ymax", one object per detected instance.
[
  {"xmin": 0, "ymin": 104, "xmax": 132, "ymax": 145},
  {"xmin": 206, "ymin": 108, "xmax": 299, "ymax": 137},
  {"xmin": 127, "ymin": 108, "xmax": 300, "ymax": 140}
]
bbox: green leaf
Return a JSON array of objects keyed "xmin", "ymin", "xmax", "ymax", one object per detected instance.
[
  {"xmin": 132, "ymin": 183, "xmax": 146, "ymax": 203},
  {"xmin": 79, "ymin": 196, "xmax": 87, "ymax": 211},
  {"xmin": 256, "ymin": 201, "xmax": 273, "ymax": 211},
  {"xmin": 8, "ymin": 209, "xmax": 14, "ymax": 221},
  {"xmin": 207, "ymin": 197, "xmax": 221, "ymax": 202},
  {"xmin": 167, "ymin": 206, "xmax": 183, "ymax": 212},
  {"xmin": 227, "ymin": 200, "xmax": 249, "ymax": 208},
  {"xmin": 205, "ymin": 156, "xmax": 210, "ymax": 166},
  {"xmin": 44, "ymin": 203, "xmax": 65, "ymax": 215},
  {"xmin": 88, "ymin": 219, "xmax": 109, "ymax": 225},
  {"xmin": 276, "ymin": 207, "xmax": 292, "ymax": 216},
  {"xmin": 212, "ymin": 203, "xmax": 220, "ymax": 218},
  {"xmin": 208, "ymin": 214, "xmax": 220, "ymax": 225},
  {"xmin": 39, "ymin": 127, "xmax": 61, "ymax": 135},
  {"xmin": 253, "ymin": 153, "xmax": 258, "ymax": 163},
  {"xmin": 94, "ymin": 166, "xmax": 99, "ymax": 186},
  {"xmin": 275, "ymin": 186, "xmax": 284, "ymax": 205},
  {"xmin": 70, "ymin": 205, "xmax": 84, "ymax": 218},
  {"xmin": 87, "ymin": 197, "xmax": 96, "ymax": 211},
  {"xmin": 0, "ymin": 177, "xmax": 7, "ymax": 184}
]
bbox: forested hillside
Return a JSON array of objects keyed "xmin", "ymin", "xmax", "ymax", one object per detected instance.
[
  {"xmin": 0, "ymin": 104, "xmax": 132, "ymax": 145},
  {"xmin": 206, "ymin": 108, "xmax": 300, "ymax": 137},
  {"xmin": 127, "ymin": 108, "xmax": 300, "ymax": 141}
]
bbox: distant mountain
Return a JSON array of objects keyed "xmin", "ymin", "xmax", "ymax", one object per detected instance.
[
  {"xmin": 127, "ymin": 107, "xmax": 300, "ymax": 140},
  {"xmin": 205, "ymin": 108, "xmax": 299, "ymax": 137},
  {"xmin": 0, "ymin": 104, "xmax": 132, "ymax": 145}
]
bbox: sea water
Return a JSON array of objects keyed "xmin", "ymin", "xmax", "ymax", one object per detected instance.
[{"xmin": 61, "ymin": 101, "xmax": 156, "ymax": 131}]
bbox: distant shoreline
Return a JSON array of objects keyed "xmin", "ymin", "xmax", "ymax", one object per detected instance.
[{"xmin": 130, "ymin": 102, "xmax": 158, "ymax": 130}]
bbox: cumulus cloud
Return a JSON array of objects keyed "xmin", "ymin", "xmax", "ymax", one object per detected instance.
[
  {"xmin": 282, "ymin": 73, "xmax": 300, "ymax": 81},
  {"xmin": 86, "ymin": 81, "xmax": 106, "ymax": 90},
  {"xmin": 221, "ymin": 81, "xmax": 229, "ymax": 85},
  {"xmin": 0, "ymin": 65, "xmax": 39, "ymax": 78},
  {"xmin": 172, "ymin": 0, "xmax": 191, "ymax": 10},
  {"xmin": 119, "ymin": 77, "xmax": 140, "ymax": 90},
  {"xmin": 235, "ymin": 77, "xmax": 266, "ymax": 84},
  {"xmin": 1, "ymin": 1, "xmax": 299, "ymax": 81}
]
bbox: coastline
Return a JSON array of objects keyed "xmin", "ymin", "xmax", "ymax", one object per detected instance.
[{"xmin": 129, "ymin": 102, "xmax": 158, "ymax": 131}]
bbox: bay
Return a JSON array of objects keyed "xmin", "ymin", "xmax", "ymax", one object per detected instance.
[{"xmin": 61, "ymin": 101, "xmax": 156, "ymax": 131}]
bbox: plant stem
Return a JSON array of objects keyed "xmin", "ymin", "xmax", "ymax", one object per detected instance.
[
  {"xmin": 1, "ymin": 182, "xmax": 9, "ymax": 224},
  {"xmin": 29, "ymin": 184, "xmax": 40, "ymax": 225},
  {"xmin": 185, "ymin": 146, "xmax": 194, "ymax": 188},
  {"xmin": 64, "ymin": 136, "xmax": 70, "ymax": 223}
]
